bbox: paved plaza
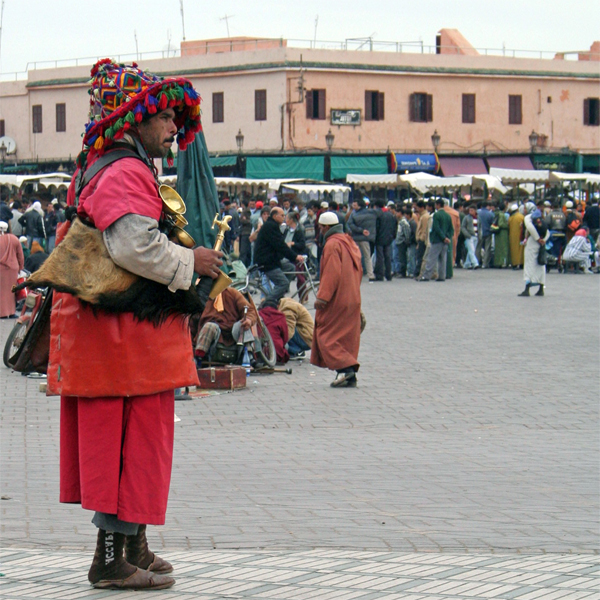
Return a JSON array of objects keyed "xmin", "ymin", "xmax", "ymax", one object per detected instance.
[{"xmin": 1, "ymin": 267, "xmax": 598, "ymax": 598}]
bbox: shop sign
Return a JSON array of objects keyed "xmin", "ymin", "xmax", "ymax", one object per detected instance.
[
  {"xmin": 331, "ymin": 109, "xmax": 361, "ymax": 126},
  {"xmin": 394, "ymin": 153, "xmax": 438, "ymax": 173}
]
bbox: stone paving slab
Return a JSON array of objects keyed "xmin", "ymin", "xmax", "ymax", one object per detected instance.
[{"xmin": 1, "ymin": 548, "xmax": 598, "ymax": 599}]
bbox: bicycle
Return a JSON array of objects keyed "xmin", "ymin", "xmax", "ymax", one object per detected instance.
[{"xmin": 232, "ymin": 259, "xmax": 320, "ymax": 306}]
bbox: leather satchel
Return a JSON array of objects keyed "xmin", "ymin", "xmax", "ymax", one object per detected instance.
[{"xmin": 8, "ymin": 290, "xmax": 53, "ymax": 374}]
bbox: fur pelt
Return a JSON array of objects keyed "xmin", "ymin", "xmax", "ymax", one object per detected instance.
[{"xmin": 18, "ymin": 218, "xmax": 206, "ymax": 325}]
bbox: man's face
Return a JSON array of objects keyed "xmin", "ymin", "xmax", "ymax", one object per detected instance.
[
  {"xmin": 352, "ymin": 202, "xmax": 359, "ymax": 211},
  {"xmin": 283, "ymin": 200, "xmax": 290, "ymax": 209},
  {"xmin": 307, "ymin": 207, "xmax": 314, "ymax": 217},
  {"xmin": 249, "ymin": 200, "xmax": 256, "ymax": 210},
  {"xmin": 137, "ymin": 108, "xmax": 178, "ymax": 158},
  {"xmin": 469, "ymin": 208, "xmax": 477, "ymax": 217}
]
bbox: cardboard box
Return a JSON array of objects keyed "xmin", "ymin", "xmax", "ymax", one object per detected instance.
[{"xmin": 197, "ymin": 366, "xmax": 247, "ymax": 390}]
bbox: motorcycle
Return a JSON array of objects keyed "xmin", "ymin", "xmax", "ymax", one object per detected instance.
[{"xmin": 3, "ymin": 287, "xmax": 47, "ymax": 369}]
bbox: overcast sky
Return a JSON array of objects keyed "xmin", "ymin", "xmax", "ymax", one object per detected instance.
[{"xmin": 3, "ymin": 0, "xmax": 599, "ymax": 74}]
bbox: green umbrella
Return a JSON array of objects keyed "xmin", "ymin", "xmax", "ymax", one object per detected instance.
[{"xmin": 177, "ymin": 130, "xmax": 220, "ymax": 249}]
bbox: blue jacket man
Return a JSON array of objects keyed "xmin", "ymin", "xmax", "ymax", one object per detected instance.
[{"xmin": 347, "ymin": 195, "xmax": 377, "ymax": 280}]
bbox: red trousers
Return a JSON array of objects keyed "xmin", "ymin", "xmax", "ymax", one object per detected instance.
[{"xmin": 60, "ymin": 391, "xmax": 175, "ymax": 525}]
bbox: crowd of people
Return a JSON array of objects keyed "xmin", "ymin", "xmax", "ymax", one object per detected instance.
[
  {"xmin": 211, "ymin": 190, "xmax": 600, "ymax": 293},
  {"xmin": 0, "ymin": 196, "xmax": 67, "ymax": 317}
]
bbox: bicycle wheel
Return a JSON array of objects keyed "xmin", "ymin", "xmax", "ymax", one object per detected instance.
[
  {"xmin": 3, "ymin": 322, "xmax": 27, "ymax": 368},
  {"xmin": 255, "ymin": 316, "xmax": 276, "ymax": 368}
]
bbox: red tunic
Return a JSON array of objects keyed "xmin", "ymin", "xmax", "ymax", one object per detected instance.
[
  {"xmin": 52, "ymin": 151, "xmax": 198, "ymax": 524},
  {"xmin": 311, "ymin": 233, "xmax": 362, "ymax": 371}
]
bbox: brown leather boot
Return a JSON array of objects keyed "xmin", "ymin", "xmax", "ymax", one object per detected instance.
[
  {"xmin": 88, "ymin": 529, "xmax": 175, "ymax": 590},
  {"xmin": 125, "ymin": 524, "xmax": 173, "ymax": 574}
]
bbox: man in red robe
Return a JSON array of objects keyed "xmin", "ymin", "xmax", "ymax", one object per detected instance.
[
  {"xmin": 311, "ymin": 212, "xmax": 363, "ymax": 387},
  {"xmin": 47, "ymin": 60, "xmax": 223, "ymax": 590}
]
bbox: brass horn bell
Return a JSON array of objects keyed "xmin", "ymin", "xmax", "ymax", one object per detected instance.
[{"xmin": 159, "ymin": 184, "xmax": 196, "ymax": 249}]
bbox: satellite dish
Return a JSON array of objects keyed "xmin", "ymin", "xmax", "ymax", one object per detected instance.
[{"xmin": 0, "ymin": 136, "xmax": 17, "ymax": 155}]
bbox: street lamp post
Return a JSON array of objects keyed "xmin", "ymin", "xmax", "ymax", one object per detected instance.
[
  {"xmin": 325, "ymin": 129, "xmax": 335, "ymax": 181},
  {"xmin": 0, "ymin": 141, "xmax": 7, "ymax": 173},
  {"xmin": 528, "ymin": 130, "xmax": 539, "ymax": 153},
  {"xmin": 431, "ymin": 130, "xmax": 440, "ymax": 152},
  {"xmin": 325, "ymin": 129, "xmax": 335, "ymax": 152},
  {"xmin": 235, "ymin": 129, "xmax": 245, "ymax": 178},
  {"xmin": 235, "ymin": 129, "xmax": 244, "ymax": 153}
]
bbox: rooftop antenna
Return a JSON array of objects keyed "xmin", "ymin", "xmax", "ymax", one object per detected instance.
[
  {"xmin": 167, "ymin": 29, "xmax": 172, "ymax": 57},
  {"xmin": 313, "ymin": 15, "xmax": 319, "ymax": 47},
  {"xmin": 220, "ymin": 14, "xmax": 234, "ymax": 38},
  {"xmin": 134, "ymin": 30, "xmax": 139, "ymax": 61},
  {"xmin": 180, "ymin": 0, "xmax": 186, "ymax": 41}
]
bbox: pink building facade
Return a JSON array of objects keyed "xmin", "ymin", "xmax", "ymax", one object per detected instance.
[{"xmin": 0, "ymin": 30, "xmax": 598, "ymax": 177}]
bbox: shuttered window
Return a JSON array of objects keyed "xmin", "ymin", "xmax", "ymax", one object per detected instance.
[
  {"xmin": 0, "ymin": 120, "xmax": 4, "ymax": 137},
  {"xmin": 409, "ymin": 93, "xmax": 433, "ymax": 122},
  {"xmin": 32, "ymin": 105, "xmax": 43, "ymax": 133},
  {"xmin": 365, "ymin": 91, "xmax": 385, "ymax": 121},
  {"xmin": 56, "ymin": 103, "xmax": 66, "ymax": 132},
  {"xmin": 508, "ymin": 95, "xmax": 522, "ymax": 125},
  {"xmin": 583, "ymin": 98, "xmax": 600, "ymax": 126},
  {"xmin": 255, "ymin": 89, "xmax": 267, "ymax": 121},
  {"xmin": 212, "ymin": 92, "xmax": 224, "ymax": 123},
  {"xmin": 306, "ymin": 89, "xmax": 326, "ymax": 120},
  {"xmin": 462, "ymin": 94, "xmax": 476, "ymax": 123}
]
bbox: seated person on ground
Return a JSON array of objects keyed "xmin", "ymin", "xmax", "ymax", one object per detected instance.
[
  {"xmin": 278, "ymin": 297, "xmax": 314, "ymax": 359},
  {"xmin": 258, "ymin": 298, "xmax": 290, "ymax": 364},
  {"xmin": 195, "ymin": 287, "xmax": 257, "ymax": 364},
  {"xmin": 562, "ymin": 228, "xmax": 593, "ymax": 273}
]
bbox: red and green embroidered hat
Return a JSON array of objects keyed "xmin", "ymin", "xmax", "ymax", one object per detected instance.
[{"xmin": 82, "ymin": 58, "xmax": 202, "ymax": 164}]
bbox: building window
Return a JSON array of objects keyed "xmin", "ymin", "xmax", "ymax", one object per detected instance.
[
  {"xmin": 0, "ymin": 120, "xmax": 4, "ymax": 137},
  {"xmin": 32, "ymin": 105, "xmax": 43, "ymax": 133},
  {"xmin": 508, "ymin": 95, "xmax": 522, "ymax": 125},
  {"xmin": 255, "ymin": 89, "xmax": 267, "ymax": 121},
  {"xmin": 56, "ymin": 103, "xmax": 66, "ymax": 132},
  {"xmin": 409, "ymin": 93, "xmax": 433, "ymax": 122},
  {"xmin": 365, "ymin": 91, "xmax": 385, "ymax": 121},
  {"xmin": 583, "ymin": 98, "xmax": 600, "ymax": 126},
  {"xmin": 462, "ymin": 94, "xmax": 476, "ymax": 124},
  {"xmin": 212, "ymin": 92, "xmax": 224, "ymax": 123},
  {"xmin": 306, "ymin": 89, "xmax": 326, "ymax": 120}
]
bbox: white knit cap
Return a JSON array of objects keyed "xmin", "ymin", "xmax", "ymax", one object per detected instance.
[
  {"xmin": 318, "ymin": 211, "xmax": 339, "ymax": 226},
  {"xmin": 0, "ymin": 221, "xmax": 7, "ymax": 232}
]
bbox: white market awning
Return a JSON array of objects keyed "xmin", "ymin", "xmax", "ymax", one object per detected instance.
[
  {"xmin": 471, "ymin": 174, "xmax": 508, "ymax": 194},
  {"xmin": 0, "ymin": 172, "xmax": 72, "ymax": 189},
  {"xmin": 214, "ymin": 177, "xmax": 302, "ymax": 191},
  {"xmin": 281, "ymin": 183, "xmax": 350, "ymax": 194},
  {"xmin": 159, "ymin": 175, "xmax": 177, "ymax": 185},
  {"xmin": 419, "ymin": 176, "xmax": 473, "ymax": 192},
  {"xmin": 489, "ymin": 167, "xmax": 550, "ymax": 184},
  {"xmin": 346, "ymin": 173, "xmax": 399, "ymax": 189},
  {"xmin": 549, "ymin": 172, "xmax": 600, "ymax": 185},
  {"xmin": 398, "ymin": 171, "xmax": 441, "ymax": 193}
]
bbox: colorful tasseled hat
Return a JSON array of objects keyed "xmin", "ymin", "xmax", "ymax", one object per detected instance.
[{"xmin": 81, "ymin": 58, "xmax": 202, "ymax": 166}]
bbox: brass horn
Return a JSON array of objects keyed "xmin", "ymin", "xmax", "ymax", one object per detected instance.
[{"xmin": 159, "ymin": 184, "xmax": 196, "ymax": 249}]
